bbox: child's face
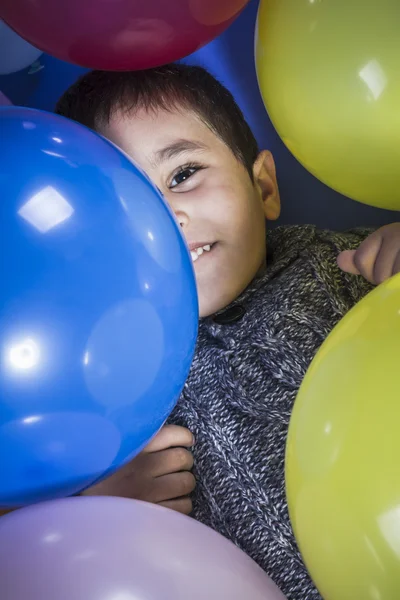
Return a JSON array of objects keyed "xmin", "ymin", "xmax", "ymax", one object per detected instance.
[{"xmin": 103, "ymin": 107, "xmax": 280, "ymax": 317}]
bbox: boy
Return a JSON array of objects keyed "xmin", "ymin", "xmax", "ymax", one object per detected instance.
[{"xmin": 55, "ymin": 64, "xmax": 400, "ymax": 599}]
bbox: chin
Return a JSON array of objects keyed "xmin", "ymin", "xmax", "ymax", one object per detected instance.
[
  {"xmin": 198, "ymin": 293, "xmax": 234, "ymax": 319},
  {"xmin": 198, "ymin": 298, "xmax": 218, "ymax": 319},
  {"xmin": 198, "ymin": 302, "xmax": 214, "ymax": 319}
]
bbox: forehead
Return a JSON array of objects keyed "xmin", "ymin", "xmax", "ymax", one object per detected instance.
[{"xmin": 102, "ymin": 106, "xmax": 227, "ymax": 166}]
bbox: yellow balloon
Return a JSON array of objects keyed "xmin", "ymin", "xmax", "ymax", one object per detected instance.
[
  {"xmin": 255, "ymin": 0, "xmax": 400, "ymax": 210},
  {"xmin": 285, "ymin": 273, "xmax": 400, "ymax": 600}
]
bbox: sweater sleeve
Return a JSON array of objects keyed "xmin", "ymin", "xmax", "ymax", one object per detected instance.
[{"xmin": 307, "ymin": 227, "xmax": 376, "ymax": 317}]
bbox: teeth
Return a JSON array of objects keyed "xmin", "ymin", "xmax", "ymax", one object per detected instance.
[{"xmin": 190, "ymin": 244, "xmax": 212, "ymax": 263}]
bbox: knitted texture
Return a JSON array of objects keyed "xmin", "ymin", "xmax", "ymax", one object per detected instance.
[{"xmin": 169, "ymin": 225, "xmax": 373, "ymax": 599}]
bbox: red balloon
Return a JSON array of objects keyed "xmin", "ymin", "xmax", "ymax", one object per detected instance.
[{"xmin": 0, "ymin": 0, "xmax": 249, "ymax": 70}]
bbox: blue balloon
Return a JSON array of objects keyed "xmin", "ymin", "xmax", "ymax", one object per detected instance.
[{"xmin": 0, "ymin": 107, "xmax": 198, "ymax": 507}]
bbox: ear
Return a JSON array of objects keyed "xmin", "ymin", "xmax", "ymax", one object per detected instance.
[{"xmin": 253, "ymin": 150, "xmax": 281, "ymax": 221}]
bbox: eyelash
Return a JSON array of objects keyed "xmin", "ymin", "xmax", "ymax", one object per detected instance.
[{"xmin": 169, "ymin": 163, "xmax": 205, "ymax": 189}]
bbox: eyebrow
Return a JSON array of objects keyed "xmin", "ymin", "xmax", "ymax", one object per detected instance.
[{"xmin": 153, "ymin": 139, "xmax": 209, "ymax": 165}]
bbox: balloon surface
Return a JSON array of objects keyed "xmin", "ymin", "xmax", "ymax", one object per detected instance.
[
  {"xmin": 0, "ymin": 497, "xmax": 286, "ymax": 600},
  {"xmin": 286, "ymin": 274, "xmax": 400, "ymax": 599},
  {"xmin": 1, "ymin": 0, "xmax": 249, "ymax": 70},
  {"xmin": 0, "ymin": 20, "xmax": 42, "ymax": 75},
  {"xmin": 256, "ymin": 0, "xmax": 400, "ymax": 210},
  {"xmin": 0, "ymin": 107, "xmax": 198, "ymax": 507}
]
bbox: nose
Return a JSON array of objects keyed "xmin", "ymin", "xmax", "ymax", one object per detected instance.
[
  {"xmin": 175, "ymin": 209, "xmax": 189, "ymax": 229},
  {"xmin": 168, "ymin": 196, "xmax": 190, "ymax": 229}
]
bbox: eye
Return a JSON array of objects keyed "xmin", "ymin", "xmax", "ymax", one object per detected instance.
[{"xmin": 169, "ymin": 164, "xmax": 203, "ymax": 189}]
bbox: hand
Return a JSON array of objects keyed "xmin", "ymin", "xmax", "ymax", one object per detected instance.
[
  {"xmin": 337, "ymin": 223, "xmax": 400, "ymax": 285},
  {"xmin": 82, "ymin": 424, "xmax": 196, "ymax": 514}
]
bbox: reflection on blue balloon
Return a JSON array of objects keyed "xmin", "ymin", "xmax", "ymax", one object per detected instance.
[
  {"xmin": 0, "ymin": 107, "xmax": 198, "ymax": 507},
  {"xmin": 17, "ymin": 185, "xmax": 75, "ymax": 232},
  {"xmin": 83, "ymin": 299, "xmax": 164, "ymax": 408},
  {"xmin": 112, "ymin": 169, "xmax": 182, "ymax": 274},
  {"xmin": 5, "ymin": 337, "xmax": 42, "ymax": 372}
]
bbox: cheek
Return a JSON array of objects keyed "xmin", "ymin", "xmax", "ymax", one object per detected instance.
[
  {"xmin": 218, "ymin": 187, "xmax": 265, "ymax": 244},
  {"xmin": 196, "ymin": 178, "xmax": 256, "ymax": 227}
]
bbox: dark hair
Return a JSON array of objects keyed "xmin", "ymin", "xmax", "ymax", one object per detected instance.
[{"xmin": 55, "ymin": 63, "xmax": 259, "ymax": 179}]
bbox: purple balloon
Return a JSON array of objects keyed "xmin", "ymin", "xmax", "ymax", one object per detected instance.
[
  {"xmin": 0, "ymin": 91, "xmax": 12, "ymax": 106},
  {"xmin": 0, "ymin": 496, "xmax": 286, "ymax": 600}
]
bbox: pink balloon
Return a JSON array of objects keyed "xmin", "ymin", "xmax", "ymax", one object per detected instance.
[
  {"xmin": 0, "ymin": 497, "xmax": 286, "ymax": 600},
  {"xmin": 0, "ymin": 91, "xmax": 12, "ymax": 106},
  {"xmin": 1, "ymin": 0, "xmax": 249, "ymax": 70}
]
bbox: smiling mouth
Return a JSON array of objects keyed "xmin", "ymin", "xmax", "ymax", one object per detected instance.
[{"xmin": 190, "ymin": 243, "xmax": 214, "ymax": 263}]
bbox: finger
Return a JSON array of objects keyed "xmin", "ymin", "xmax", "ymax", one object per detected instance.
[
  {"xmin": 144, "ymin": 425, "xmax": 194, "ymax": 453},
  {"xmin": 373, "ymin": 237, "xmax": 400, "ymax": 284},
  {"xmin": 149, "ymin": 471, "xmax": 196, "ymax": 503},
  {"xmin": 146, "ymin": 447, "xmax": 194, "ymax": 478},
  {"xmin": 158, "ymin": 496, "xmax": 193, "ymax": 515},
  {"xmin": 393, "ymin": 249, "xmax": 400, "ymax": 278},
  {"xmin": 351, "ymin": 233, "xmax": 383, "ymax": 284},
  {"xmin": 337, "ymin": 250, "xmax": 360, "ymax": 275}
]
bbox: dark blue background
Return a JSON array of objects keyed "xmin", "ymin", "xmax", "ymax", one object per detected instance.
[{"xmin": 1, "ymin": 0, "xmax": 397, "ymax": 229}]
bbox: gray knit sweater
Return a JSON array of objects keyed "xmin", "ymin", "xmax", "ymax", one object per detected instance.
[{"xmin": 169, "ymin": 225, "xmax": 373, "ymax": 599}]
